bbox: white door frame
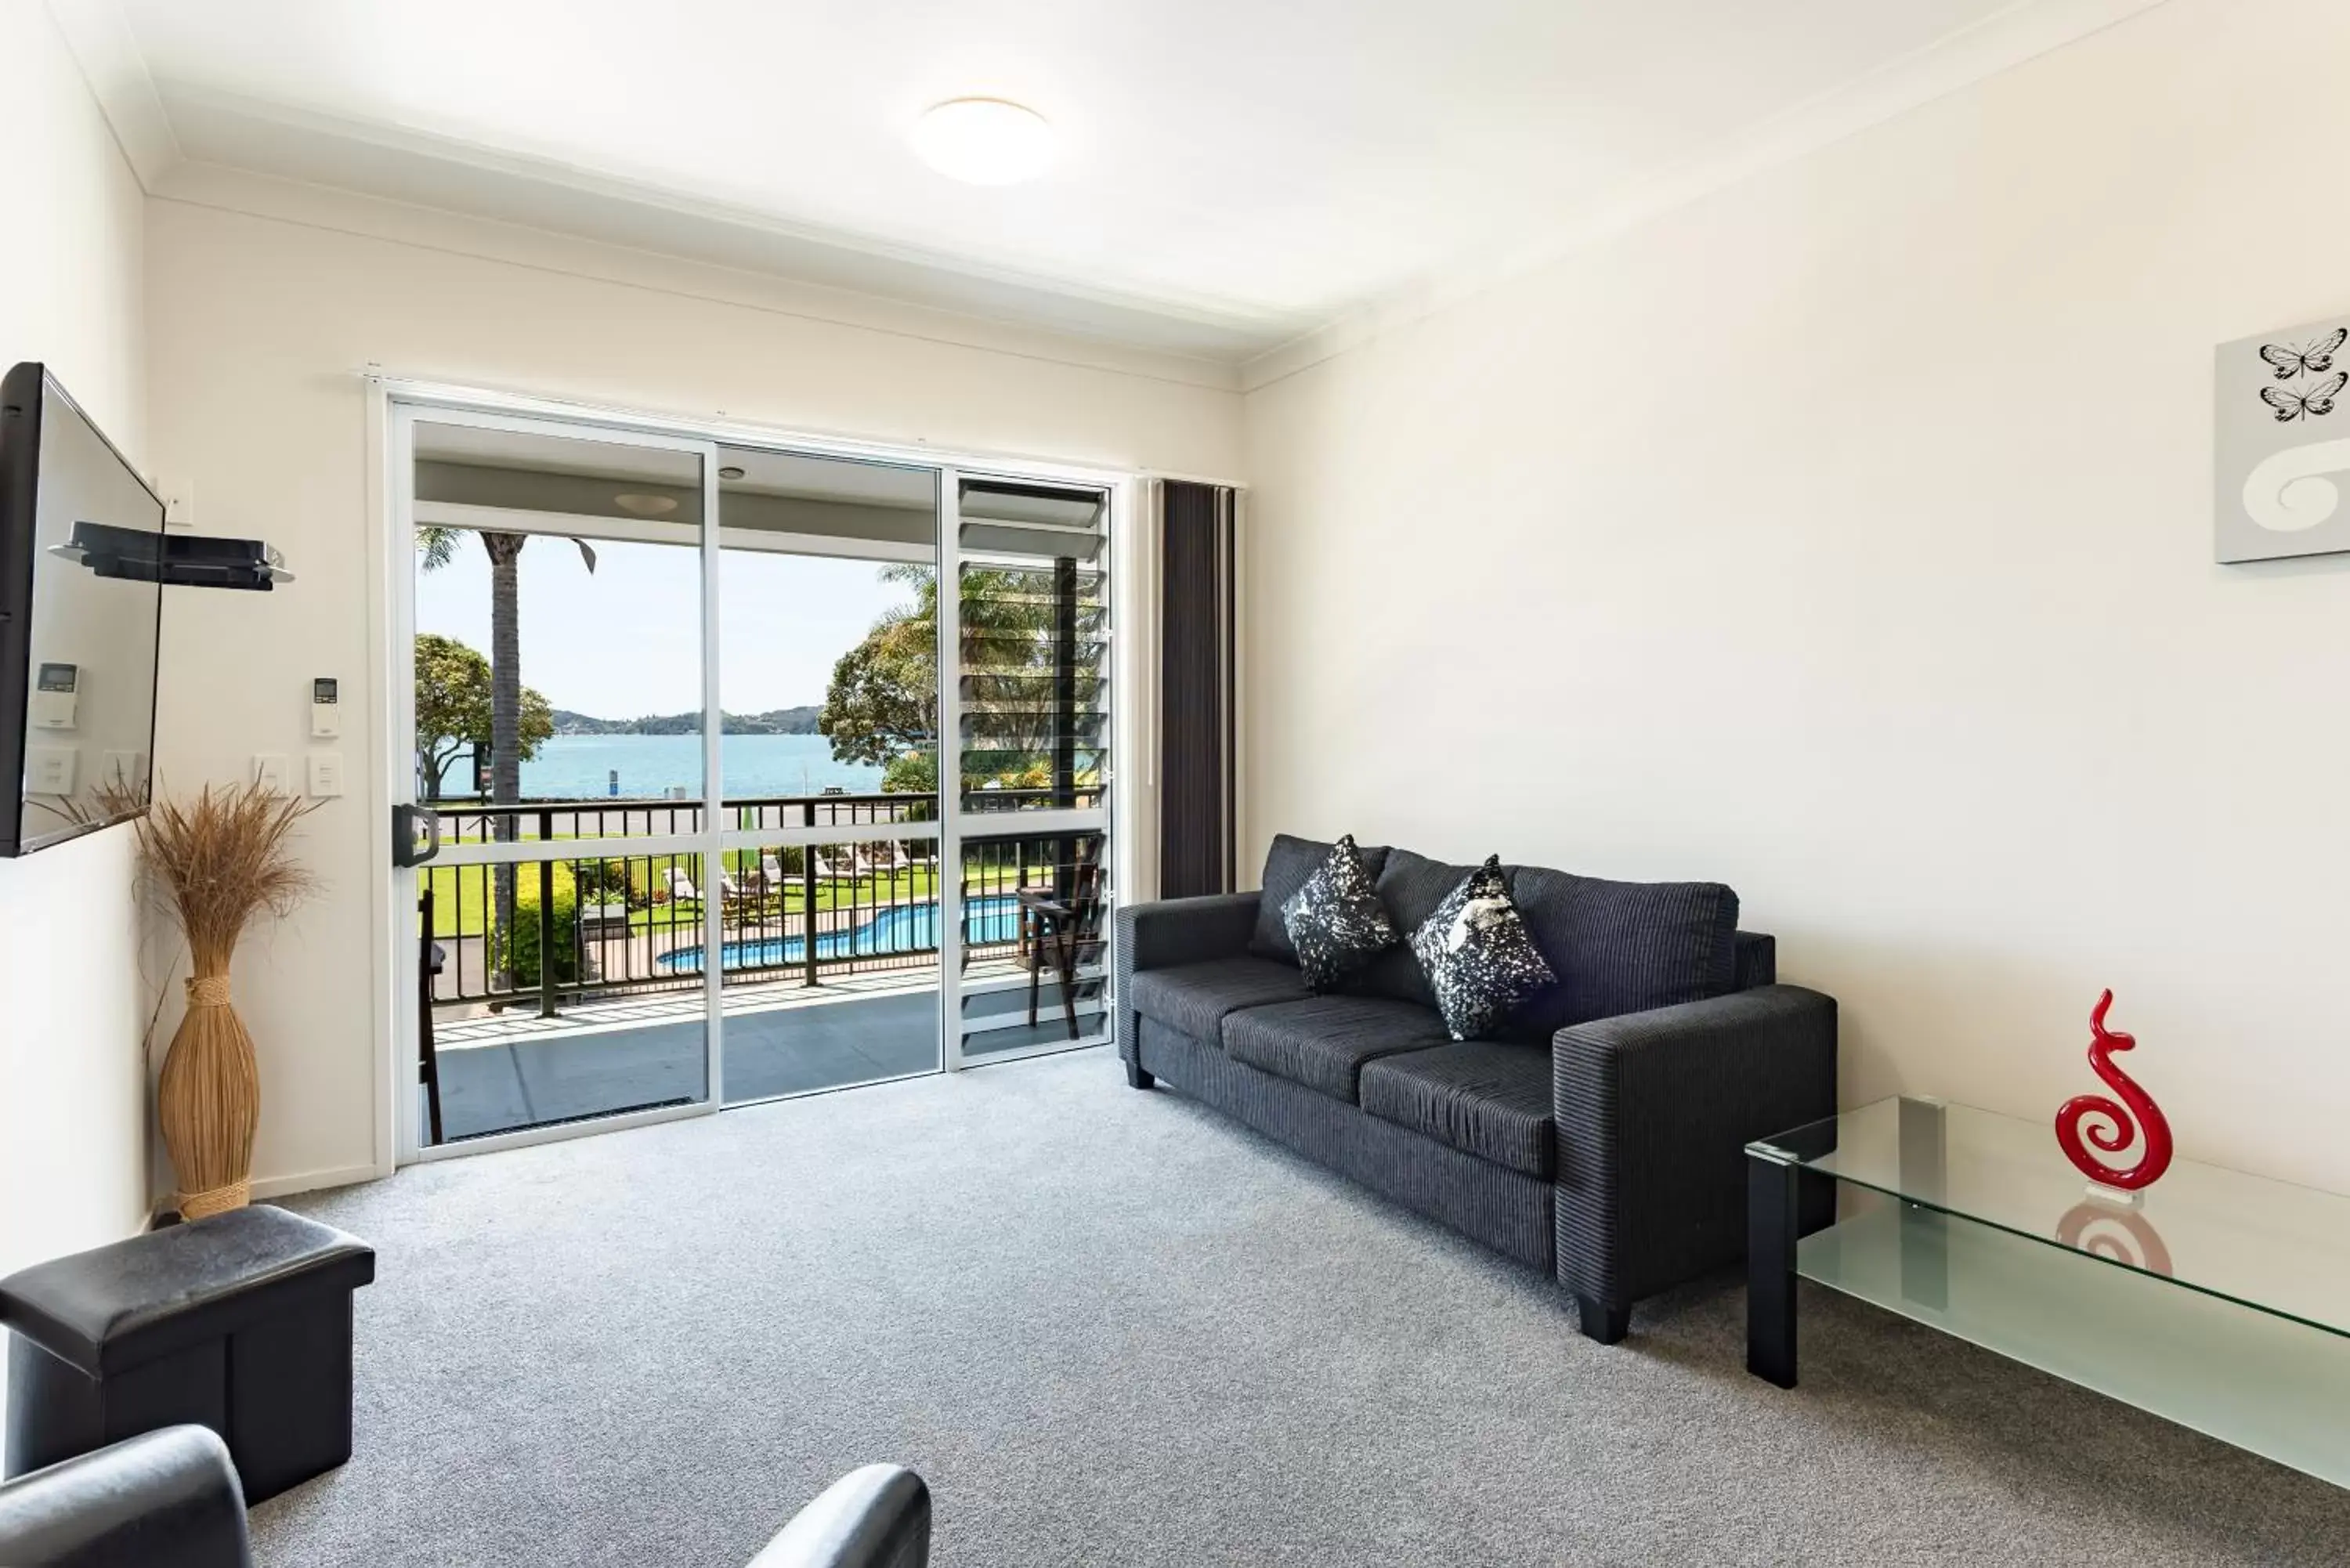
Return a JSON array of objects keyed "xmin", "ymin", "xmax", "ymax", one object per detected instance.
[{"xmin": 370, "ymin": 378, "xmax": 1145, "ymax": 1169}]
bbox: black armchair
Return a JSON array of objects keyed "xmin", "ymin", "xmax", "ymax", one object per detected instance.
[
  {"xmin": 747, "ymin": 1465, "xmax": 931, "ymax": 1568},
  {"xmin": 0, "ymin": 1430, "xmax": 933, "ymax": 1568},
  {"xmin": 0, "ymin": 1425, "xmax": 251, "ymax": 1568}
]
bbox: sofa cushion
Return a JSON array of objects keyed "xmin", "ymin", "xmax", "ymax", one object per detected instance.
[
  {"xmin": 1348, "ymin": 847, "xmax": 1484, "ymax": 1007},
  {"xmin": 1221, "ymin": 995, "xmax": 1452, "ymax": 1103},
  {"xmin": 1407, "ymin": 857, "xmax": 1558, "ymax": 1040},
  {"xmin": 1129, "ymin": 957, "xmax": 1311, "ymax": 1043},
  {"xmin": 1249, "ymin": 835, "xmax": 1391, "ymax": 964},
  {"xmin": 1359, "ymin": 1041, "xmax": 1555, "ymax": 1178},
  {"xmin": 1281, "ymin": 835, "xmax": 1400, "ymax": 990},
  {"xmin": 1502, "ymin": 867, "xmax": 1739, "ymax": 1039}
]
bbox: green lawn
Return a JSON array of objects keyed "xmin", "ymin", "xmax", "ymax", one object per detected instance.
[{"xmin": 415, "ymin": 858, "xmax": 1024, "ymax": 939}]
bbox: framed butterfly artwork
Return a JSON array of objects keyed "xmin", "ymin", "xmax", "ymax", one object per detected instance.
[{"xmin": 2216, "ymin": 314, "xmax": 2350, "ymax": 562}]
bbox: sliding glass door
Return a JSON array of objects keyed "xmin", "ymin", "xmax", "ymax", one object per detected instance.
[
  {"xmin": 393, "ymin": 403, "xmax": 1114, "ymax": 1158},
  {"xmin": 396, "ymin": 410, "xmax": 723, "ymax": 1149},
  {"xmin": 714, "ymin": 450, "xmax": 942, "ymax": 1100}
]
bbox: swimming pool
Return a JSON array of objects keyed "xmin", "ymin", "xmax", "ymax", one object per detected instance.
[{"xmin": 657, "ymin": 894, "xmax": 1027, "ymax": 972}]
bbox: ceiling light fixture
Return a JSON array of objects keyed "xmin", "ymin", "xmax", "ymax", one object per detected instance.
[
  {"xmin": 718, "ymin": 465, "xmax": 746, "ymax": 481},
  {"xmin": 909, "ymin": 98, "xmax": 1055, "ymax": 186},
  {"xmin": 613, "ymin": 493, "xmax": 681, "ymax": 518}
]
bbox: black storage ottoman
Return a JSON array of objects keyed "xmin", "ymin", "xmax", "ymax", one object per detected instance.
[{"xmin": 0, "ymin": 1205, "xmax": 374, "ymax": 1504}]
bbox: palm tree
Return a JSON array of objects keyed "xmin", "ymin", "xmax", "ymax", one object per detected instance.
[{"xmin": 417, "ymin": 525, "xmax": 595, "ymax": 988}]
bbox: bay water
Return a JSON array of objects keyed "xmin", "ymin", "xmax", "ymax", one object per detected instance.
[{"xmin": 442, "ymin": 732, "xmax": 884, "ymax": 800}]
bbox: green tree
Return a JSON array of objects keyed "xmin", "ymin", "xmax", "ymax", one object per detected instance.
[
  {"xmin": 414, "ymin": 633, "xmax": 554, "ymax": 800},
  {"xmin": 417, "ymin": 526, "xmax": 595, "ymax": 986},
  {"xmin": 819, "ymin": 562, "xmax": 1103, "ymax": 797}
]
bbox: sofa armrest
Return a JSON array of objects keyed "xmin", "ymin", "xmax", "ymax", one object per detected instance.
[
  {"xmin": 0, "ymin": 1426, "xmax": 252, "ymax": 1568},
  {"xmin": 747, "ymin": 1465, "xmax": 931, "ymax": 1568},
  {"xmin": 1114, "ymin": 893, "xmax": 1261, "ymax": 1065},
  {"xmin": 1117, "ymin": 891, "xmax": 1260, "ymax": 973},
  {"xmin": 1552, "ymin": 985, "xmax": 1837, "ymax": 1316}
]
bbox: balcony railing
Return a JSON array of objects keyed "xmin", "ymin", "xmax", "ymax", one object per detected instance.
[{"xmin": 418, "ymin": 789, "xmax": 1104, "ymax": 1015}]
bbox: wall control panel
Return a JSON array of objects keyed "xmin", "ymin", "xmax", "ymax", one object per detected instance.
[
  {"xmin": 311, "ymin": 677, "xmax": 340, "ymax": 738},
  {"xmin": 30, "ymin": 663, "xmax": 78, "ymax": 731}
]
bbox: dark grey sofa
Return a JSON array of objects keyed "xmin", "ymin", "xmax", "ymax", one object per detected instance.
[{"xmin": 1114, "ymin": 836, "xmax": 1838, "ymax": 1341}]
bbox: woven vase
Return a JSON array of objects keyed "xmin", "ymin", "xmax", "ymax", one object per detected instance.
[{"xmin": 157, "ymin": 972, "xmax": 261, "ymax": 1219}]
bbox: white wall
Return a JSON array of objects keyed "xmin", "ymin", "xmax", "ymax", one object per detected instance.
[
  {"xmin": 1241, "ymin": 0, "xmax": 2350, "ymax": 1191},
  {"xmin": 0, "ymin": 0, "xmax": 152, "ymax": 1278},
  {"xmin": 143, "ymin": 188, "xmax": 1244, "ymax": 1194}
]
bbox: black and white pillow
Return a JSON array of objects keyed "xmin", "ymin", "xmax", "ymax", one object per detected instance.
[
  {"xmin": 1280, "ymin": 834, "xmax": 1400, "ymax": 991},
  {"xmin": 1408, "ymin": 857, "xmax": 1558, "ymax": 1040}
]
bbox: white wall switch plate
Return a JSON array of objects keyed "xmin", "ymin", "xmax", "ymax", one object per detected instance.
[
  {"xmin": 253, "ymin": 753, "xmax": 291, "ymax": 794},
  {"xmin": 27, "ymin": 746, "xmax": 76, "ymax": 794},
  {"xmin": 306, "ymin": 752, "xmax": 344, "ymax": 797}
]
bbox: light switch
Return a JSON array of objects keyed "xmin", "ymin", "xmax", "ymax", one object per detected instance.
[
  {"xmin": 253, "ymin": 753, "xmax": 291, "ymax": 794},
  {"xmin": 307, "ymin": 752, "xmax": 344, "ymax": 798},
  {"xmin": 27, "ymin": 746, "xmax": 76, "ymax": 795}
]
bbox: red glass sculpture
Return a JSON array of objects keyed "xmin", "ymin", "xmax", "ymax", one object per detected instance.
[{"xmin": 2054, "ymin": 989, "xmax": 2173, "ymax": 1194}]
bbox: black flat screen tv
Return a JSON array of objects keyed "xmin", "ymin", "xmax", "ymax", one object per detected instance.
[{"xmin": 0, "ymin": 363, "xmax": 164, "ymax": 856}]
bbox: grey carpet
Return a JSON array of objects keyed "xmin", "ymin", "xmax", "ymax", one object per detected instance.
[{"xmin": 259, "ymin": 1050, "xmax": 2350, "ymax": 1566}]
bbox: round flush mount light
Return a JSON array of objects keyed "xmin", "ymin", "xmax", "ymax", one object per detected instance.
[
  {"xmin": 909, "ymin": 98, "xmax": 1055, "ymax": 186},
  {"xmin": 718, "ymin": 465, "xmax": 746, "ymax": 481},
  {"xmin": 613, "ymin": 493, "xmax": 681, "ymax": 518}
]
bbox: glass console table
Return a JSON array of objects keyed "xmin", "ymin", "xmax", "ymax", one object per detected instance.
[{"xmin": 1748, "ymin": 1097, "xmax": 2350, "ymax": 1488}]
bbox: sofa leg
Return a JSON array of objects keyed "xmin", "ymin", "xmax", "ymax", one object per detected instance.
[
  {"xmin": 1124, "ymin": 1059, "xmax": 1155, "ymax": 1091},
  {"xmin": 1576, "ymin": 1296, "xmax": 1629, "ymax": 1344}
]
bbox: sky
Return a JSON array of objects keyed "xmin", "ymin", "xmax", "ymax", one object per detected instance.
[{"xmin": 414, "ymin": 536, "xmax": 915, "ymax": 718}]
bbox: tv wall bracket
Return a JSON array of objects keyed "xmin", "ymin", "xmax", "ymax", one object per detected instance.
[{"xmin": 51, "ymin": 521, "xmax": 292, "ymax": 591}]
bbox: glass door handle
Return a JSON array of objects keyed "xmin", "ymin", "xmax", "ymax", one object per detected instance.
[{"xmin": 392, "ymin": 804, "xmax": 441, "ymax": 867}]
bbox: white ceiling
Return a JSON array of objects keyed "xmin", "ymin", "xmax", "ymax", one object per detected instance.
[{"xmin": 58, "ymin": 0, "xmax": 2167, "ymax": 371}]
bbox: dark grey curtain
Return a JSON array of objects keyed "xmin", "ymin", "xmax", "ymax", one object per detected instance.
[{"xmin": 1158, "ymin": 480, "xmax": 1237, "ymax": 898}]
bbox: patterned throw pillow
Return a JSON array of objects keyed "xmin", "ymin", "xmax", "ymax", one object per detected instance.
[
  {"xmin": 1280, "ymin": 834, "xmax": 1400, "ymax": 991},
  {"xmin": 1408, "ymin": 857, "xmax": 1560, "ymax": 1040}
]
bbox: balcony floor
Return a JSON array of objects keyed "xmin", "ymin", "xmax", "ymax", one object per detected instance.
[{"xmin": 425, "ymin": 979, "xmax": 1097, "ymax": 1143}]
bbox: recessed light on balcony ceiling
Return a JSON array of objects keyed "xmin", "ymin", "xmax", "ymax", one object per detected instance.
[
  {"xmin": 909, "ymin": 98, "xmax": 1056, "ymax": 186},
  {"xmin": 613, "ymin": 493, "xmax": 680, "ymax": 518}
]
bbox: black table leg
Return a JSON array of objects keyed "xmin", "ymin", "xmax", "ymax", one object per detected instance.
[{"xmin": 1748, "ymin": 1152, "xmax": 1799, "ymax": 1388}]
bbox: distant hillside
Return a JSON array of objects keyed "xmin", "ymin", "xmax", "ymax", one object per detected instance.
[{"xmin": 551, "ymin": 706, "xmax": 822, "ymax": 736}]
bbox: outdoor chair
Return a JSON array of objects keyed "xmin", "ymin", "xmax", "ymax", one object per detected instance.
[
  {"xmin": 417, "ymin": 890, "xmax": 445, "ymax": 1147},
  {"xmin": 1019, "ymin": 842, "xmax": 1104, "ymax": 1040}
]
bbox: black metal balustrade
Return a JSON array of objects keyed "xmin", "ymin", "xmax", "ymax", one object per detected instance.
[{"xmin": 418, "ymin": 790, "xmax": 1105, "ymax": 1017}]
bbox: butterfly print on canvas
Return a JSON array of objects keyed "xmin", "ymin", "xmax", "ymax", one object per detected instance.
[
  {"xmin": 2260, "ymin": 327, "xmax": 2348, "ymax": 381},
  {"xmin": 2261, "ymin": 372, "xmax": 2348, "ymax": 423}
]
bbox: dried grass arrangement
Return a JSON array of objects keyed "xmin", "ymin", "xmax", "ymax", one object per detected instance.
[{"xmin": 130, "ymin": 780, "xmax": 321, "ymax": 1219}]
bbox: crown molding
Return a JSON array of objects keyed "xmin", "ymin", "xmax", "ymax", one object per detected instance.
[
  {"xmin": 1238, "ymin": 0, "xmax": 2179, "ymax": 392},
  {"xmin": 152, "ymin": 81, "xmax": 1307, "ymax": 365},
  {"xmin": 42, "ymin": 0, "xmax": 179, "ymax": 186},
  {"xmin": 49, "ymin": 0, "xmax": 2177, "ymax": 393},
  {"xmin": 150, "ymin": 162, "xmax": 1247, "ymax": 393}
]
